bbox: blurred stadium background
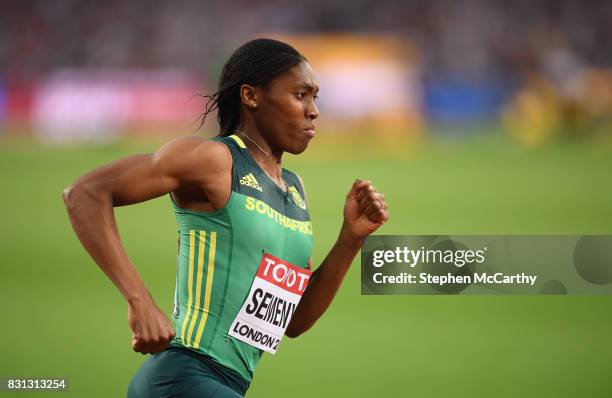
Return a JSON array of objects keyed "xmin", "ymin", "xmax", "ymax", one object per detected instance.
[{"xmin": 1, "ymin": 0, "xmax": 611, "ymax": 397}]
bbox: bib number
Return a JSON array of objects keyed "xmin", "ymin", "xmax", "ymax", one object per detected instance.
[{"xmin": 228, "ymin": 253, "xmax": 312, "ymax": 354}]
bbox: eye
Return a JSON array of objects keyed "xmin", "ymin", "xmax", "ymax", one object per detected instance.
[{"xmin": 295, "ymin": 92, "xmax": 306, "ymax": 99}]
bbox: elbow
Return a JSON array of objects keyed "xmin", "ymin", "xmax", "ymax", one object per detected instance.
[
  {"xmin": 285, "ymin": 324, "xmax": 308, "ymax": 339},
  {"xmin": 285, "ymin": 329, "xmax": 302, "ymax": 339},
  {"xmin": 62, "ymin": 181, "xmax": 100, "ymax": 212},
  {"xmin": 62, "ymin": 184, "xmax": 78, "ymax": 211}
]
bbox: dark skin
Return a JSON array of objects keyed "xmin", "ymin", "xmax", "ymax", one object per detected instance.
[{"xmin": 63, "ymin": 60, "xmax": 389, "ymax": 355}]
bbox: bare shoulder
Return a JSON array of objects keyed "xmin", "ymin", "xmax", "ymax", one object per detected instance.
[{"xmin": 153, "ymin": 135, "xmax": 231, "ymax": 183}]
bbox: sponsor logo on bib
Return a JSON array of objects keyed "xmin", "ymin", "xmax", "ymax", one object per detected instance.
[{"xmin": 228, "ymin": 253, "xmax": 312, "ymax": 354}]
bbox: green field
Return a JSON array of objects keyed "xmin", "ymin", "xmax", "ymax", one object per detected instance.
[{"xmin": 1, "ymin": 133, "xmax": 612, "ymax": 397}]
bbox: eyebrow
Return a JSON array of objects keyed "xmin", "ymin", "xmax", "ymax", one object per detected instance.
[{"xmin": 299, "ymin": 83, "xmax": 319, "ymax": 92}]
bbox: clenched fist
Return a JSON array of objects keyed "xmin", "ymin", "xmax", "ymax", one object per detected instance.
[
  {"xmin": 128, "ymin": 294, "xmax": 176, "ymax": 354},
  {"xmin": 342, "ymin": 179, "xmax": 389, "ymax": 240}
]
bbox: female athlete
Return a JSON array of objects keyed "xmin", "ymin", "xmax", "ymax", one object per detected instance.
[{"xmin": 63, "ymin": 38, "xmax": 389, "ymax": 397}]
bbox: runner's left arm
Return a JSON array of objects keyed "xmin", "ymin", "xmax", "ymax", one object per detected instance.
[{"xmin": 285, "ymin": 179, "xmax": 389, "ymax": 337}]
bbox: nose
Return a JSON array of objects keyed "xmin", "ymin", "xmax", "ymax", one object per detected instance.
[{"xmin": 306, "ymin": 100, "xmax": 319, "ymax": 120}]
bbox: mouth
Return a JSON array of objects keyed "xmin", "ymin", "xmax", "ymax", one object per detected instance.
[{"xmin": 303, "ymin": 128, "xmax": 316, "ymax": 138}]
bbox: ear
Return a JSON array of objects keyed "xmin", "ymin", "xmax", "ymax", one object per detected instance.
[{"xmin": 240, "ymin": 84, "xmax": 259, "ymax": 110}]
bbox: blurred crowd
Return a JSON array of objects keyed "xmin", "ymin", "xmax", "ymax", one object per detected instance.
[
  {"xmin": 1, "ymin": 0, "xmax": 611, "ymax": 143},
  {"xmin": 2, "ymin": 0, "xmax": 611, "ymax": 78}
]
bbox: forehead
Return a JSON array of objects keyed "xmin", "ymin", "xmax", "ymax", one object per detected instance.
[{"xmin": 270, "ymin": 61, "xmax": 318, "ymax": 90}]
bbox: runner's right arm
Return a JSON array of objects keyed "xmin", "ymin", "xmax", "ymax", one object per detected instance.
[{"xmin": 62, "ymin": 137, "xmax": 230, "ymax": 354}]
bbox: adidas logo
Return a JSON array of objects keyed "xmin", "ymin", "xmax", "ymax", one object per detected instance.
[{"xmin": 240, "ymin": 173, "xmax": 263, "ymax": 192}]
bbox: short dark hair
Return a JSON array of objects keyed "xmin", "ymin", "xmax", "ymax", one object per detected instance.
[{"xmin": 198, "ymin": 38, "xmax": 307, "ymax": 136}]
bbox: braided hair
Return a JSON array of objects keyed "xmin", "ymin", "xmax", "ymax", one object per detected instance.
[{"xmin": 198, "ymin": 38, "xmax": 307, "ymax": 136}]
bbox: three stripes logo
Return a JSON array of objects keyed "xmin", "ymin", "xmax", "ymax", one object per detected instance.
[
  {"xmin": 240, "ymin": 173, "xmax": 263, "ymax": 192},
  {"xmin": 180, "ymin": 229, "xmax": 217, "ymax": 350}
]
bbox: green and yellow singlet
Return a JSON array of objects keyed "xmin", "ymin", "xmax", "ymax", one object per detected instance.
[{"xmin": 168, "ymin": 134, "xmax": 313, "ymax": 382}]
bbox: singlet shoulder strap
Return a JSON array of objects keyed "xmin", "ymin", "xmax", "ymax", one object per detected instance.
[
  {"xmin": 226, "ymin": 134, "xmax": 247, "ymax": 149},
  {"xmin": 210, "ymin": 133, "xmax": 246, "ymax": 149},
  {"xmin": 209, "ymin": 134, "xmax": 249, "ymax": 192},
  {"xmin": 281, "ymin": 169, "xmax": 303, "ymax": 192}
]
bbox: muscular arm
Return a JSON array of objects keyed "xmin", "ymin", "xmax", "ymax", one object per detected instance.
[
  {"xmin": 62, "ymin": 136, "xmax": 230, "ymax": 353},
  {"xmin": 285, "ymin": 179, "xmax": 389, "ymax": 338}
]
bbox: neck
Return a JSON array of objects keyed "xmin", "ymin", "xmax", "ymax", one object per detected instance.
[
  {"xmin": 235, "ymin": 128, "xmax": 284, "ymax": 184},
  {"xmin": 236, "ymin": 123, "xmax": 281, "ymax": 159}
]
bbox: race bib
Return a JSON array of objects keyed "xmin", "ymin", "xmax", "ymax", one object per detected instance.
[{"xmin": 228, "ymin": 253, "xmax": 312, "ymax": 354}]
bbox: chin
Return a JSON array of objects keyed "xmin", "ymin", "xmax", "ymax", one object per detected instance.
[
  {"xmin": 289, "ymin": 140, "xmax": 310, "ymax": 155},
  {"xmin": 282, "ymin": 135, "xmax": 311, "ymax": 155}
]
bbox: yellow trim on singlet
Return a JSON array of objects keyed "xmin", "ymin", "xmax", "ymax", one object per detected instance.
[
  {"xmin": 194, "ymin": 231, "xmax": 217, "ymax": 349},
  {"xmin": 186, "ymin": 230, "xmax": 206, "ymax": 345},
  {"xmin": 180, "ymin": 230, "xmax": 196, "ymax": 344},
  {"xmin": 229, "ymin": 134, "xmax": 246, "ymax": 148}
]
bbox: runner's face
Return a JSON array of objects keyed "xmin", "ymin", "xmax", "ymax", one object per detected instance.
[{"xmin": 256, "ymin": 61, "xmax": 319, "ymax": 155}]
